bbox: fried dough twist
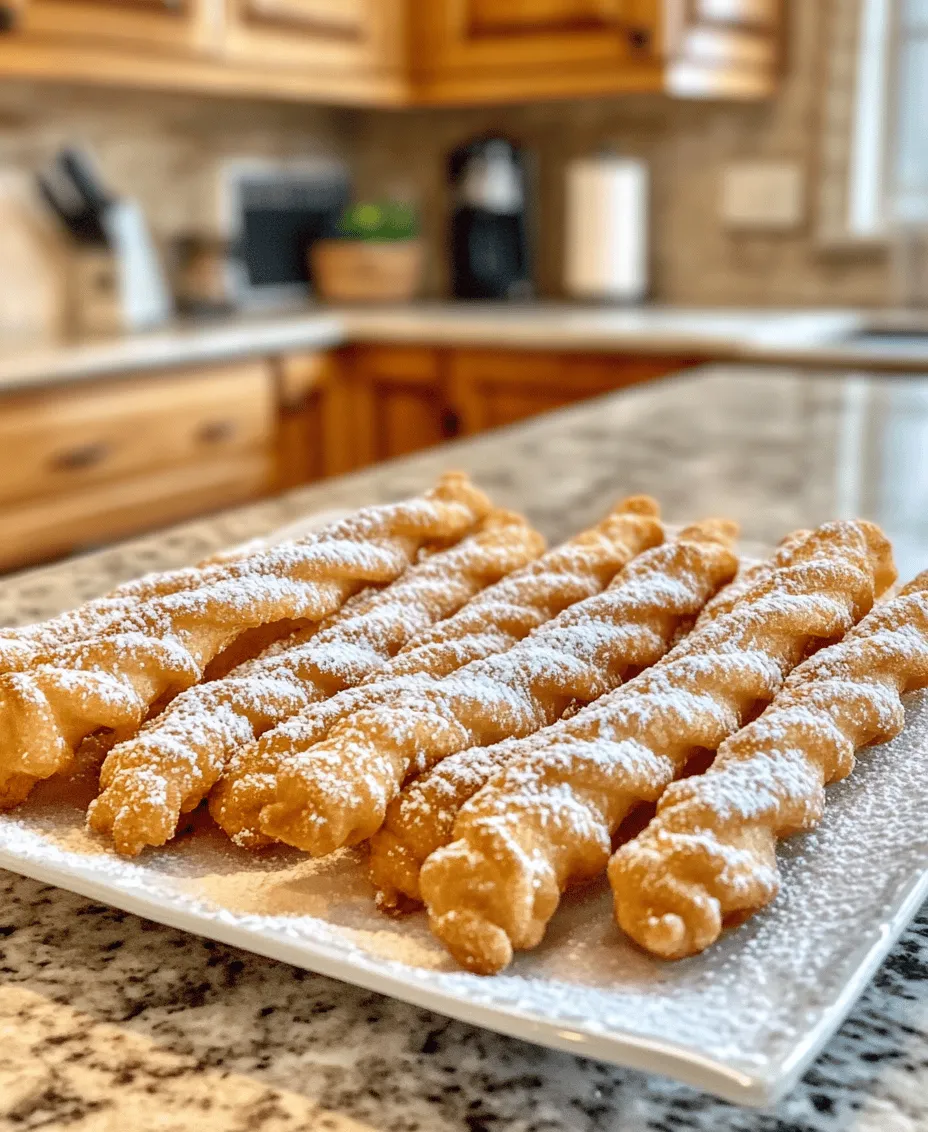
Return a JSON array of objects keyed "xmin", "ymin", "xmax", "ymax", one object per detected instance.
[
  {"xmin": 86, "ymin": 511, "xmax": 543, "ymax": 856},
  {"xmin": 209, "ymin": 496, "xmax": 663, "ymax": 848},
  {"xmin": 258, "ymin": 503, "xmax": 673, "ymax": 855},
  {"xmin": 0, "ymin": 543, "xmax": 270, "ymax": 676},
  {"xmin": 418, "ymin": 520, "xmax": 895, "ymax": 974},
  {"xmin": 611, "ymin": 570, "xmax": 928, "ymax": 960},
  {"xmin": 0, "ymin": 473, "xmax": 491, "ymax": 808},
  {"xmin": 367, "ymin": 519, "xmax": 740, "ymax": 910}
]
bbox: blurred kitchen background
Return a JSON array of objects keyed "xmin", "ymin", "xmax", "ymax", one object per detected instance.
[{"xmin": 0, "ymin": 0, "xmax": 924, "ymax": 573}]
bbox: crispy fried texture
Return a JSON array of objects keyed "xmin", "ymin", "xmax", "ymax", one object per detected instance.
[
  {"xmin": 368, "ymin": 519, "xmax": 740, "ymax": 911},
  {"xmin": 209, "ymin": 496, "xmax": 663, "ymax": 849},
  {"xmin": 0, "ymin": 541, "xmax": 272, "ymax": 677},
  {"xmin": 611, "ymin": 569, "xmax": 928, "ymax": 960},
  {"xmin": 86, "ymin": 511, "xmax": 543, "ymax": 856},
  {"xmin": 418, "ymin": 520, "xmax": 895, "ymax": 974},
  {"xmin": 0, "ymin": 474, "xmax": 492, "ymax": 809},
  {"xmin": 257, "ymin": 502, "xmax": 669, "ymax": 855}
]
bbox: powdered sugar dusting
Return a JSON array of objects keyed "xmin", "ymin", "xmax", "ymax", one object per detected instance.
[
  {"xmin": 89, "ymin": 519, "xmax": 540, "ymax": 851},
  {"xmin": 2, "ymin": 687, "xmax": 928, "ymax": 1103}
]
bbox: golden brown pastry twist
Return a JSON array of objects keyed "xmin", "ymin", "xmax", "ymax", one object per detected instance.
[
  {"xmin": 85, "ymin": 511, "xmax": 543, "ymax": 856},
  {"xmin": 209, "ymin": 496, "xmax": 663, "ymax": 848},
  {"xmin": 418, "ymin": 520, "xmax": 895, "ymax": 974},
  {"xmin": 0, "ymin": 542, "xmax": 270, "ymax": 676},
  {"xmin": 367, "ymin": 519, "xmax": 740, "ymax": 910},
  {"xmin": 611, "ymin": 569, "xmax": 928, "ymax": 959},
  {"xmin": 257, "ymin": 503, "xmax": 672, "ymax": 855},
  {"xmin": 0, "ymin": 473, "xmax": 491, "ymax": 808}
]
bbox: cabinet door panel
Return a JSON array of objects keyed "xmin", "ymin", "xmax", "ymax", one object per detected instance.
[
  {"xmin": 665, "ymin": 0, "xmax": 781, "ymax": 95},
  {"xmin": 276, "ymin": 351, "xmax": 354, "ymax": 489},
  {"xmin": 416, "ymin": 0, "xmax": 659, "ymax": 73},
  {"xmin": 22, "ymin": 0, "xmax": 216, "ymax": 52},
  {"xmin": 349, "ymin": 347, "xmax": 447, "ymax": 467},
  {"xmin": 225, "ymin": 0, "xmax": 404, "ymax": 75},
  {"xmin": 449, "ymin": 350, "xmax": 693, "ymax": 435}
]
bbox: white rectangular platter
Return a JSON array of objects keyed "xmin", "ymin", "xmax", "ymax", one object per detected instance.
[{"xmin": 2, "ymin": 522, "xmax": 927, "ymax": 1107}]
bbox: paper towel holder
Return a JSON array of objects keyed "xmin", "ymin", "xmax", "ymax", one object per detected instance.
[{"xmin": 564, "ymin": 151, "xmax": 649, "ymax": 304}]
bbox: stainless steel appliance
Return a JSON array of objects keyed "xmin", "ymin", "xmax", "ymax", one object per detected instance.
[
  {"xmin": 448, "ymin": 137, "xmax": 532, "ymax": 301},
  {"xmin": 217, "ymin": 158, "xmax": 350, "ymax": 308}
]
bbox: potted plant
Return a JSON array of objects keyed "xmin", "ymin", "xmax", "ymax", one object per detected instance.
[{"xmin": 310, "ymin": 200, "xmax": 424, "ymax": 304}]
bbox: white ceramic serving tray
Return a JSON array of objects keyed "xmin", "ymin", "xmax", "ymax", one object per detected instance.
[{"xmin": 2, "ymin": 521, "xmax": 928, "ymax": 1107}]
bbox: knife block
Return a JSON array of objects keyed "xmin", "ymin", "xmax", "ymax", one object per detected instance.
[
  {"xmin": 69, "ymin": 200, "xmax": 174, "ymax": 337},
  {"xmin": 70, "ymin": 247, "xmax": 123, "ymax": 337}
]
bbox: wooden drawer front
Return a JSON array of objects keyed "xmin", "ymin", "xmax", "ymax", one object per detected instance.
[
  {"xmin": 0, "ymin": 452, "xmax": 273, "ymax": 573},
  {"xmin": 0, "ymin": 362, "xmax": 274, "ymax": 507}
]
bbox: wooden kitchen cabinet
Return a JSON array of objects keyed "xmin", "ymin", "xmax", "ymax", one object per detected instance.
[
  {"xmin": 0, "ymin": 0, "xmax": 781, "ymax": 103},
  {"xmin": 0, "ymin": 341, "xmax": 702, "ymax": 574},
  {"xmin": 222, "ymin": 0, "xmax": 406, "ymax": 95},
  {"xmin": 275, "ymin": 350, "xmax": 355, "ymax": 488},
  {"xmin": 448, "ymin": 349, "xmax": 694, "ymax": 434},
  {"xmin": 346, "ymin": 346, "xmax": 450, "ymax": 468},
  {"xmin": 16, "ymin": 0, "xmax": 218, "ymax": 53},
  {"xmin": 0, "ymin": 0, "xmax": 405, "ymax": 104},
  {"xmin": 0, "ymin": 360, "xmax": 276, "ymax": 572},
  {"xmin": 412, "ymin": 0, "xmax": 783, "ymax": 104},
  {"xmin": 664, "ymin": 0, "xmax": 784, "ymax": 98},
  {"xmin": 412, "ymin": 0, "xmax": 666, "ymax": 103}
]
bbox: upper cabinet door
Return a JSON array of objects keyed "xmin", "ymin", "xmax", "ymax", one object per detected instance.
[
  {"xmin": 223, "ymin": 0, "xmax": 405, "ymax": 82},
  {"xmin": 20, "ymin": 0, "xmax": 218, "ymax": 52},
  {"xmin": 413, "ymin": 0, "xmax": 664, "ymax": 102},
  {"xmin": 664, "ymin": 0, "xmax": 782, "ymax": 97}
]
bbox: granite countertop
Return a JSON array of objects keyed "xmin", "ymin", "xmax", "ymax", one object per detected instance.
[
  {"xmin": 0, "ymin": 304, "xmax": 864, "ymax": 394},
  {"xmin": 4, "ymin": 364, "xmax": 928, "ymax": 1130}
]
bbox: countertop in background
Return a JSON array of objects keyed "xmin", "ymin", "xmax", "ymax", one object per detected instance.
[
  {"xmin": 3, "ymin": 364, "xmax": 928, "ymax": 1131},
  {"xmin": 0, "ymin": 304, "xmax": 880, "ymax": 393}
]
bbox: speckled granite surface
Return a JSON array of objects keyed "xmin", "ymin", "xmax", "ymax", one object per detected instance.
[{"xmin": 3, "ymin": 365, "xmax": 928, "ymax": 1131}]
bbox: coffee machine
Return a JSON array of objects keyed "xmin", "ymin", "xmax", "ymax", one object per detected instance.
[{"xmin": 448, "ymin": 137, "xmax": 532, "ymax": 301}]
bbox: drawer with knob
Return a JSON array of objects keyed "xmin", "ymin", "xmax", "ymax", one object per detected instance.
[{"xmin": 0, "ymin": 361, "xmax": 275, "ymax": 507}]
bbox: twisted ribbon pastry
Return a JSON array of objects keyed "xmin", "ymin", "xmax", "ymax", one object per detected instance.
[
  {"xmin": 611, "ymin": 569, "xmax": 928, "ymax": 960},
  {"xmin": 86, "ymin": 511, "xmax": 543, "ymax": 856},
  {"xmin": 367, "ymin": 519, "xmax": 740, "ymax": 911},
  {"xmin": 0, "ymin": 510, "xmax": 324, "ymax": 677},
  {"xmin": 209, "ymin": 496, "xmax": 663, "ymax": 848},
  {"xmin": 418, "ymin": 519, "xmax": 895, "ymax": 974},
  {"xmin": 0, "ymin": 546, "xmax": 271, "ymax": 676},
  {"xmin": 257, "ymin": 501, "xmax": 672, "ymax": 855},
  {"xmin": 0, "ymin": 473, "xmax": 492, "ymax": 809}
]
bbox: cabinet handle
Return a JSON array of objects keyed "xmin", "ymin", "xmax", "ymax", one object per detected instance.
[
  {"xmin": 197, "ymin": 419, "xmax": 238, "ymax": 445},
  {"xmin": 441, "ymin": 410, "xmax": 461, "ymax": 439},
  {"xmin": 627, "ymin": 26, "xmax": 651, "ymax": 51},
  {"xmin": 52, "ymin": 442, "xmax": 111, "ymax": 472}
]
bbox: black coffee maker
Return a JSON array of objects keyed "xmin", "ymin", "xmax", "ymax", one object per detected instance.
[{"xmin": 448, "ymin": 136, "xmax": 532, "ymax": 301}]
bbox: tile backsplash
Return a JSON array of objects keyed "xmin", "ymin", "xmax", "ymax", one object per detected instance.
[
  {"xmin": 0, "ymin": 1, "xmax": 893, "ymax": 313},
  {"xmin": 0, "ymin": 82, "xmax": 356, "ymax": 240}
]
